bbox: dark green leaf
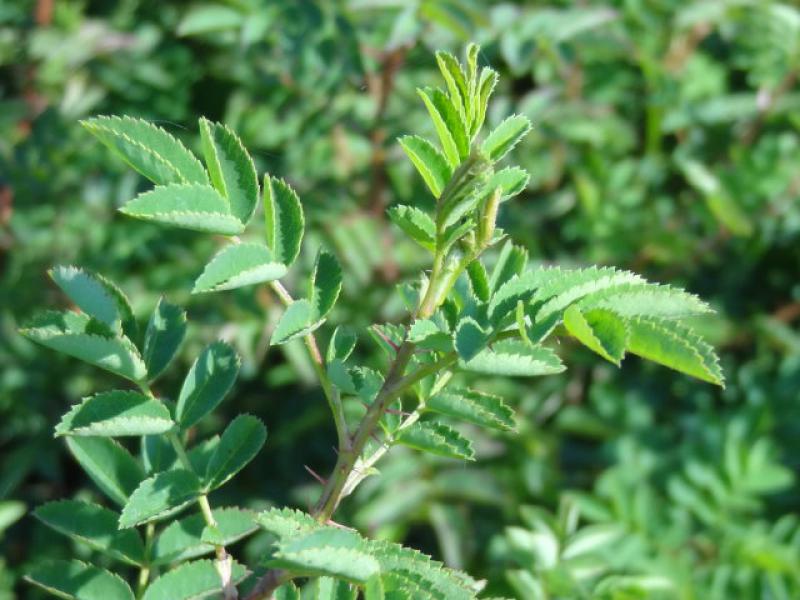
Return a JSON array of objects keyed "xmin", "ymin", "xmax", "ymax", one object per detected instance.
[
  {"xmin": 309, "ymin": 250, "xmax": 343, "ymax": 320},
  {"xmin": 56, "ymin": 391, "xmax": 173, "ymax": 437},
  {"xmin": 26, "ymin": 560, "xmax": 134, "ymax": 600},
  {"xmin": 461, "ymin": 340, "xmax": 565, "ymax": 377},
  {"xmin": 204, "ymin": 414, "xmax": 266, "ymax": 490},
  {"xmin": 141, "ymin": 559, "xmax": 248, "ymax": 600},
  {"xmin": 397, "ymin": 422, "xmax": 475, "ymax": 460},
  {"xmin": 66, "ymin": 437, "xmax": 144, "ymax": 506},
  {"xmin": 176, "ymin": 342, "xmax": 240, "ymax": 429},
  {"xmin": 264, "ymin": 176, "xmax": 304, "ymax": 266},
  {"xmin": 143, "ymin": 298, "xmax": 187, "ymax": 380},
  {"xmin": 119, "ymin": 469, "xmax": 201, "ymax": 528}
]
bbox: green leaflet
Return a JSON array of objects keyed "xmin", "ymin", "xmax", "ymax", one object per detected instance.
[
  {"xmin": 626, "ymin": 317, "xmax": 724, "ymax": 386},
  {"xmin": 20, "ymin": 311, "xmax": 147, "ymax": 382},
  {"xmin": 271, "ymin": 299, "xmax": 321, "ymax": 345},
  {"xmin": 274, "ymin": 583, "xmax": 300, "ymax": 600},
  {"xmin": 66, "ymin": 437, "xmax": 144, "ymax": 506},
  {"xmin": 34, "ymin": 500, "xmax": 146, "ymax": 566},
  {"xmin": 365, "ymin": 574, "xmax": 385, "ymax": 600},
  {"xmin": 119, "ymin": 469, "xmax": 202, "ymax": 528},
  {"xmin": 120, "ymin": 183, "xmax": 245, "ymax": 235},
  {"xmin": 409, "ymin": 319, "xmax": 452, "ymax": 353},
  {"xmin": 398, "ymin": 135, "xmax": 452, "ymax": 197},
  {"xmin": 326, "ymin": 326, "xmax": 357, "ymax": 363},
  {"xmin": 26, "ymin": 559, "xmax": 134, "ymax": 600},
  {"xmin": 426, "ymin": 388, "xmax": 515, "ymax": 431},
  {"xmin": 461, "ymin": 340, "xmax": 565, "ymax": 377},
  {"xmin": 435, "ymin": 51, "xmax": 469, "ymax": 121},
  {"xmin": 265, "ymin": 176, "xmax": 305, "ymax": 266},
  {"xmin": 453, "ymin": 317, "xmax": 490, "ymax": 361},
  {"xmin": 487, "ymin": 271, "xmax": 541, "ymax": 326},
  {"xmin": 309, "ymin": 249, "xmax": 343, "ymax": 320},
  {"xmin": 270, "ymin": 529, "xmax": 381, "ymax": 583},
  {"xmin": 481, "ymin": 114, "xmax": 531, "ymax": 161},
  {"xmin": 82, "ymin": 115, "xmax": 208, "ymax": 186},
  {"xmin": 397, "ymin": 421, "xmax": 475, "ymax": 460},
  {"xmin": 193, "ymin": 242, "xmax": 287, "ymax": 293},
  {"xmin": 198, "ymin": 118, "xmax": 258, "ymax": 225},
  {"xmin": 472, "ymin": 67, "xmax": 498, "ymax": 137},
  {"xmin": 488, "ymin": 242, "xmax": 528, "ymax": 293},
  {"xmin": 151, "ymin": 507, "xmax": 257, "ymax": 566},
  {"xmin": 142, "ymin": 559, "xmax": 248, "ymax": 600},
  {"xmin": 563, "ymin": 305, "xmax": 628, "ymax": 365},
  {"xmin": 576, "ymin": 284, "xmax": 712, "ymax": 319},
  {"xmin": 204, "ymin": 414, "xmax": 267, "ymax": 490},
  {"xmin": 143, "ymin": 298, "xmax": 187, "ymax": 380},
  {"xmin": 49, "ymin": 266, "xmax": 134, "ymax": 331},
  {"xmin": 56, "ymin": 390, "xmax": 174, "ymax": 437},
  {"xmin": 483, "ymin": 166, "xmax": 530, "ymax": 201},
  {"xmin": 176, "ymin": 342, "xmax": 240, "ymax": 429},
  {"xmin": 387, "ymin": 205, "xmax": 436, "ymax": 251},
  {"xmin": 417, "ymin": 87, "xmax": 469, "ymax": 168}
]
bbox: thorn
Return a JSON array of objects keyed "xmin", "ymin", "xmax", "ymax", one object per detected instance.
[
  {"xmin": 326, "ymin": 519, "xmax": 357, "ymax": 531},
  {"xmin": 372, "ymin": 325, "xmax": 400, "ymax": 351},
  {"xmin": 304, "ymin": 465, "xmax": 327, "ymax": 485},
  {"xmin": 384, "ymin": 407, "xmax": 405, "ymax": 415}
]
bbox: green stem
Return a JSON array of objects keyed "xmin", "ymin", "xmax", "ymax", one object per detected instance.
[
  {"xmin": 269, "ymin": 281, "xmax": 350, "ymax": 451},
  {"xmin": 135, "ymin": 523, "xmax": 155, "ymax": 599}
]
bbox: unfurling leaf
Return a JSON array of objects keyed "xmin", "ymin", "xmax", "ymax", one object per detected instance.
[
  {"xmin": 56, "ymin": 391, "xmax": 173, "ymax": 437},
  {"xmin": 387, "ymin": 205, "xmax": 437, "ymax": 251},
  {"xmin": 204, "ymin": 414, "xmax": 267, "ymax": 490},
  {"xmin": 193, "ymin": 243, "xmax": 287, "ymax": 293},
  {"xmin": 143, "ymin": 298, "xmax": 187, "ymax": 380},
  {"xmin": 199, "ymin": 117, "xmax": 258, "ymax": 225},
  {"xmin": 119, "ymin": 469, "xmax": 202, "ymax": 528},
  {"xmin": 82, "ymin": 116, "xmax": 208, "ymax": 186},
  {"xmin": 481, "ymin": 114, "xmax": 531, "ymax": 161},
  {"xmin": 176, "ymin": 342, "xmax": 240, "ymax": 428},
  {"xmin": 399, "ymin": 135, "xmax": 452, "ymax": 197},
  {"xmin": 264, "ymin": 176, "xmax": 304, "ymax": 265}
]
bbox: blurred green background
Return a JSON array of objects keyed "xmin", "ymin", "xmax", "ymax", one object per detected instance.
[{"xmin": 2, "ymin": 1, "xmax": 799, "ymax": 598}]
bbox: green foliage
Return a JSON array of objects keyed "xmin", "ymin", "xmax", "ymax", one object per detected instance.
[{"xmin": 6, "ymin": 8, "xmax": 794, "ymax": 598}]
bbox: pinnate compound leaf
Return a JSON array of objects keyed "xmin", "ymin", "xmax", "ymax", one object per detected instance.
[
  {"xmin": 142, "ymin": 559, "xmax": 248, "ymax": 600},
  {"xmin": 120, "ymin": 184, "xmax": 245, "ymax": 235},
  {"xmin": 309, "ymin": 250, "xmax": 343, "ymax": 320},
  {"xmin": 481, "ymin": 114, "xmax": 531, "ymax": 161},
  {"xmin": 34, "ymin": 500, "xmax": 146, "ymax": 566},
  {"xmin": 265, "ymin": 176, "xmax": 304, "ymax": 266},
  {"xmin": 151, "ymin": 507, "xmax": 257, "ymax": 566},
  {"xmin": 454, "ymin": 317, "xmax": 490, "ymax": 361},
  {"xmin": 387, "ymin": 205, "xmax": 436, "ymax": 251},
  {"xmin": 119, "ymin": 469, "xmax": 201, "ymax": 528},
  {"xmin": 398, "ymin": 135, "xmax": 452, "ymax": 197},
  {"xmin": 82, "ymin": 116, "xmax": 208, "ymax": 185},
  {"xmin": 26, "ymin": 559, "xmax": 134, "ymax": 600},
  {"xmin": 143, "ymin": 298, "xmax": 187, "ymax": 380},
  {"xmin": 192, "ymin": 243, "xmax": 287, "ymax": 293},
  {"xmin": 21, "ymin": 311, "xmax": 147, "ymax": 382},
  {"xmin": 417, "ymin": 87, "xmax": 469, "ymax": 167},
  {"xmin": 461, "ymin": 340, "xmax": 565, "ymax": 377},
  {"xmin": 198, "ymin": 118, "xmax": 258, "ymax": 224},
  {"xmin": 271, "ymin": 299, "xmax": 320, "ymax": 345},
  {"xmin": 563, "ymin": 305, "xmax": 628, "ymax": 365},
  {"xmin": 427, "ymin": 388, "xmax": 515, "ymax": 431},
  {"xmin": 66, "ymin": 437, "xmax": 144, "ymax": 506},
  {"xmin": 176, "ymin": 342, "xmax": 240, "ymax": 429},
  {"xmin": 397, "ymin": 422, "xmax": 475, "ymax": 460},
  {"xmin": 49, "ymin": 266, "xmax": 133, "ymax": 331},
  {"xmin": 204, "ymin": 415, "xmax": 266, "ymax": 490},
  {"xmin": 56, "ymin": 391, "xmax": 174, "ymax": 437},
  {"xmin": 626, "ymin": 317, "xmax": 724, "ymax": 386}
]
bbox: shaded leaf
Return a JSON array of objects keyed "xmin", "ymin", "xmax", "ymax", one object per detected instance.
[
  {"xmin": 454, "ymin": 317, "xmax": 490, "ymax": 361},
  {"xmin": 427, "ymin": 388, "xmax": 515, "ymax": 431},
  {"xmin": 309, "ymin": 250, "xmax": 343, "ymax": 320},
  {"xmin": 142, "ymin": 559, "xmax": 248, "ymax": 600},
  {"xmin": 461, "ymin": 340, "xmax": 565, "ymax": 377},
  {"xmin": 397, "ymin": 422, "xmax": 475, "ymax": 460},
  {"xmin": 66, "ymin": 437, "xmax": 144, "ymax": 506},
  {"xmin": 326, "ymin": 326, "xmax": 357, "ymax": 363},
  {"xmin": 143, "ymin": 298, "xmax": 187, "ymax": 380},
  {"xmin": 49, "ymin": 266, "xmax": 133, "ymax": 331},
  {"xmin": 265, "ymin": 176, "xmax": 304, "ymax": 266},
  {"xmin": 204, "ymin": 415, "xmax": 266, "ymax": 490},
  {"xmin": 26, "ymin": 560, "xmax": 134, "ymax": 600},
  {"xmin": 34, "ymin": 500, "xmax": 145, "ymax": 566},
  {"xmin": 176, "ymin": 342, "xmax": 240, "ymax": 429},
  {"xmin": 563, "ymin": 305, "xmax": 628, "ymax": 365}
]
